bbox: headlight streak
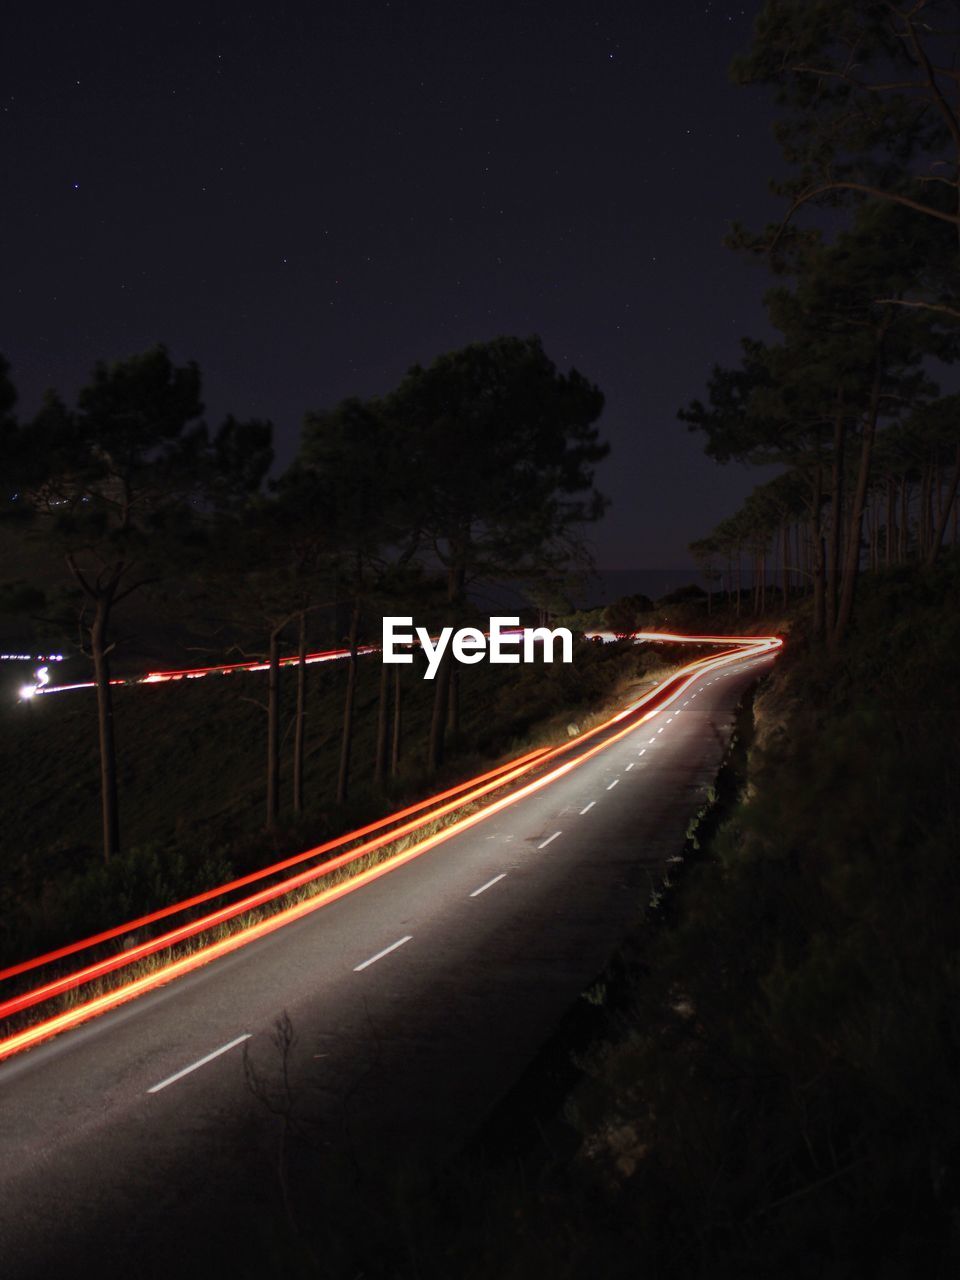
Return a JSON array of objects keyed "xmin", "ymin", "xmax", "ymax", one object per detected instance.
[
  {"xmin": 31, "ymin": 632, "xmax": 524, "ymax": 697},
  {"xmin": 0, "ymin": 632, "xmax": 780, "ymax": 1061},
  {"xmin": 34, "ymin": 644, "xmax": 379, "ymax": 697},
  {"xmin": 2, "ymin": 633, "xmax": 776, "ymax": 989}
]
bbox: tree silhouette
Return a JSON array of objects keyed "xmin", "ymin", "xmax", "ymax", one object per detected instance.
[
  {"xmin": 683, "ymin": 200, "xmax": 953, "ymax": 643},
  {"xmin": 386, "ymin": 335, "xmax": 607, "ymax": 771},
  {"xmin": 14, "ymin": 346, "xmax": 271, "ymax": 862},
  {"xmin": 732, "ymin": 1, "xmax": 960, "ymax": 266},
  {"xmin": 299, "ymin": 396, "xmax": 418, "ymax": 803}
]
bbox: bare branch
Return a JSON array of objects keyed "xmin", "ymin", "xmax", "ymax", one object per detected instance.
[
  {"xmin": 114, "ymin": 577, "xmax": 159, "ymax": 606},
  {"xmin": 64, "ymin": 553, "xmax": 96, "ymax": 599},
  {"xmin": 791, "ymin": 65, "xmax": 925, "ymax": 93},
  {"xmin": 874, "ymin": 297, "xmax": 960, "ymax": 320},
  {"xmin": 769, "ymin": 180, "xmax": 960, "ymax": 255},
  {"xmin": 898, "ymin": 10, "xmax": 960, "ymax": 153}
]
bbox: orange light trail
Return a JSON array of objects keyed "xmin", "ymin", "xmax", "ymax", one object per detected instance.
[
  {"xmin": 0, "ymin": 745, "xmax": 555, "ymax": 985},
  {"xmin": 0, "ymin": 632, "xmax": 780, "ymax": 1061}
]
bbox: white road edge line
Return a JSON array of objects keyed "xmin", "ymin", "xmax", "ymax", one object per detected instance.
[
  {"xmin": 147, "ymin": 1033, "xmax": 252, "ymax": 1094},
  {"xmin": 579, "ymin": 801, "xmax": 596, "ymax": 814},
  {"xmin": 607, "ymin": 779, "xmax": 619, "ymax": 790},
  {"xmin": 538, "ymin": 831, "xmax": 562, "ymax": 849},
  {"xmin": 354, "ymin": 935, "xmax": 413, "ymax": 972},
  {"xmin": 470, "ymin": 873, "xmax": 507, "ymax": 898}
]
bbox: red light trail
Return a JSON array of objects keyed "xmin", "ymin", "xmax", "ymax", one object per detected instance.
[{"xmin": 0, "ymin": 632, "xmax": 780, "ymax": 1061}]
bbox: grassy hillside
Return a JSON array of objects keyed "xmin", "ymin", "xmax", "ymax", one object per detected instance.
[
  {"xmin": 354, "ymin": 553, "xmax": 960, "ymax": 1279},
  {"xmin": 0, "ymin": 634, "xmax": 695, "ymax": 966}
]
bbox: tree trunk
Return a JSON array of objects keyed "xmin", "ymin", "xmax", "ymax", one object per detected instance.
[
  {"xmin": 826, "ymin": 395, "xmax": 845, "ymax": 637},
  {"xmin": 899, "ymin": 475, "xmax": 909, "ymax": 562},
  {"xmin": 811, "ymin": 462, "xmax": 826, "ymax": 640},
  {"xmin": 266, "ymin": 625, "xmax": 282, "ymax": 827},
  {"xmin": 447, "ymin": 664, "xmax": 460, "ymax": 735},
  {"xmin": 869, "ymin": 496, "xmax": 878, "ymax": 574},
  {"xmin": 428, "ymin": 559, "xmax": 465, "ymax": 773},
  {"xmin": 832, "ymin": 368, "xmax": 881, "ymax": 651},
  {"xmin": 763, "ymin": 549, "xmax": 767, "ymax": 612},
  {"xmin": 292, "ymin": 611, "xmax": 307, "ymax": 816},
  {"xmin": 927, "ymin": 442, "xmax": 960, "ymax": 565},
  {"xmin": 890, "ymin": 473, "xmax": 901, "ymax": 568},
  {"xmin": 781, "ymin": 520, "xmax": 789, "ymax": 604},
  {"xmin": 91, "ymin": 594, "xmax": 120, "ymax": 864},
  {"xmin": 391, "ymin": 664, "xmax": 402, "ymax": 777},
  {"xmin": 374, "ymin": 657, "xmax": 390, "ymax": 788},
  {"xmin": 428, "ymin": 650, "xmax": 453, "ymax": 773},
  {"xmin": 336, "ymin": 598, "xmax": 361, "ymax": 804},
  {"xmin": 919, "ymin": 461, "xmax": 932, "ymax": 559}
]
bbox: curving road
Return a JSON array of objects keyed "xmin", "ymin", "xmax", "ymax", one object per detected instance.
[{"xmin": 0, "ymin": 645, "xmax": 775, "ymax": 1277}]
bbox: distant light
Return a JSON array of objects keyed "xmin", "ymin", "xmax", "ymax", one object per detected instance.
[
  {"xmin": 1, "ymin": 652, "xmax": 63, "ymax": 663},
  {"xmin": 18, "ymin": 685, "xmax": 37, "ymax": 701}
]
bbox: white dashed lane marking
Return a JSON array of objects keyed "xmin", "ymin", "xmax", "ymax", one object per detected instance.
[
  {"xmin": 147, "ymin": 1034, "xmax": 251, "ymax": 1095},
  {"xmin": 470, "ymin": 873, "xmax": 506, "ymax": 898},
  {"xmin": 354, "ymin": 936, "xmax": 413, "ymax": 972}
]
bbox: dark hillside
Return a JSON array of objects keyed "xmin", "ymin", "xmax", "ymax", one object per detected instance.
[
  {"xmin": 0, "ymin": 635, "xmax": 690, "ymax": 966},
  {"xmin": 387, "ymin": 551, "xmax": 960, "ymax": 1279}
]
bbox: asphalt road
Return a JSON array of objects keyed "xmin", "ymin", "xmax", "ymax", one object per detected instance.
[{"xmin": 0, "ymin": 650, "xmax": 774, "ymax": 1277}]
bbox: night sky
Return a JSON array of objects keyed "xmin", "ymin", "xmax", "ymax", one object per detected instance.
[{"xmin": 4, "ymin": 1, "xmax": 783, "ymax": 571}]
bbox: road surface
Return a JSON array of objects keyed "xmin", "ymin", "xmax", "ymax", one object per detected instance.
[{"xmin": 0, "ymin": 648, "xmax": 774, "ymax": 1277}]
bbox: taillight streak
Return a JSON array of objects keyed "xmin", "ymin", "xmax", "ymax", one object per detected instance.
[
  {"xmin": 0, "ymin": 745, "xmax": 555, "ymax": 985},
  {"xmin": 0, "ymin": 633, "xmax": 780, "ymax": 1061}
]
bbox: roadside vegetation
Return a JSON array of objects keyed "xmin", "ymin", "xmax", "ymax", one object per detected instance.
[
  {"xmin": 0, "ymin": 336, "xmax": 608, "ymax": 870},
  {"xmin": 352, "ymin": 550, "xmax": 959, "ymax": 1279},
  {"xmin": 0, "ymin": 631, "xmax": 690, "ymax": 969}
]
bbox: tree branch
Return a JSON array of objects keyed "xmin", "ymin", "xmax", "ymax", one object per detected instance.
[
  {"xmin": 113, "ymin": 577, "xmax": 160, "ymax": 606},
  {"xmin": 874, "ymin": 296, "xmax": 960, "ymax": 320},
  {"xmin": 768, "ymin": 179, "xmax": 960, "ymax": 255},
  {"xmin": 64, "ymin": 553, "xmax": 96, "ymax": 599},
  {"xmin": 899, "ymin": 11, "xmax": 960, "ymax": 153},
  {"xmin": 790, "ymin": 65, "xmax": 924, "ymax": 93}
]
